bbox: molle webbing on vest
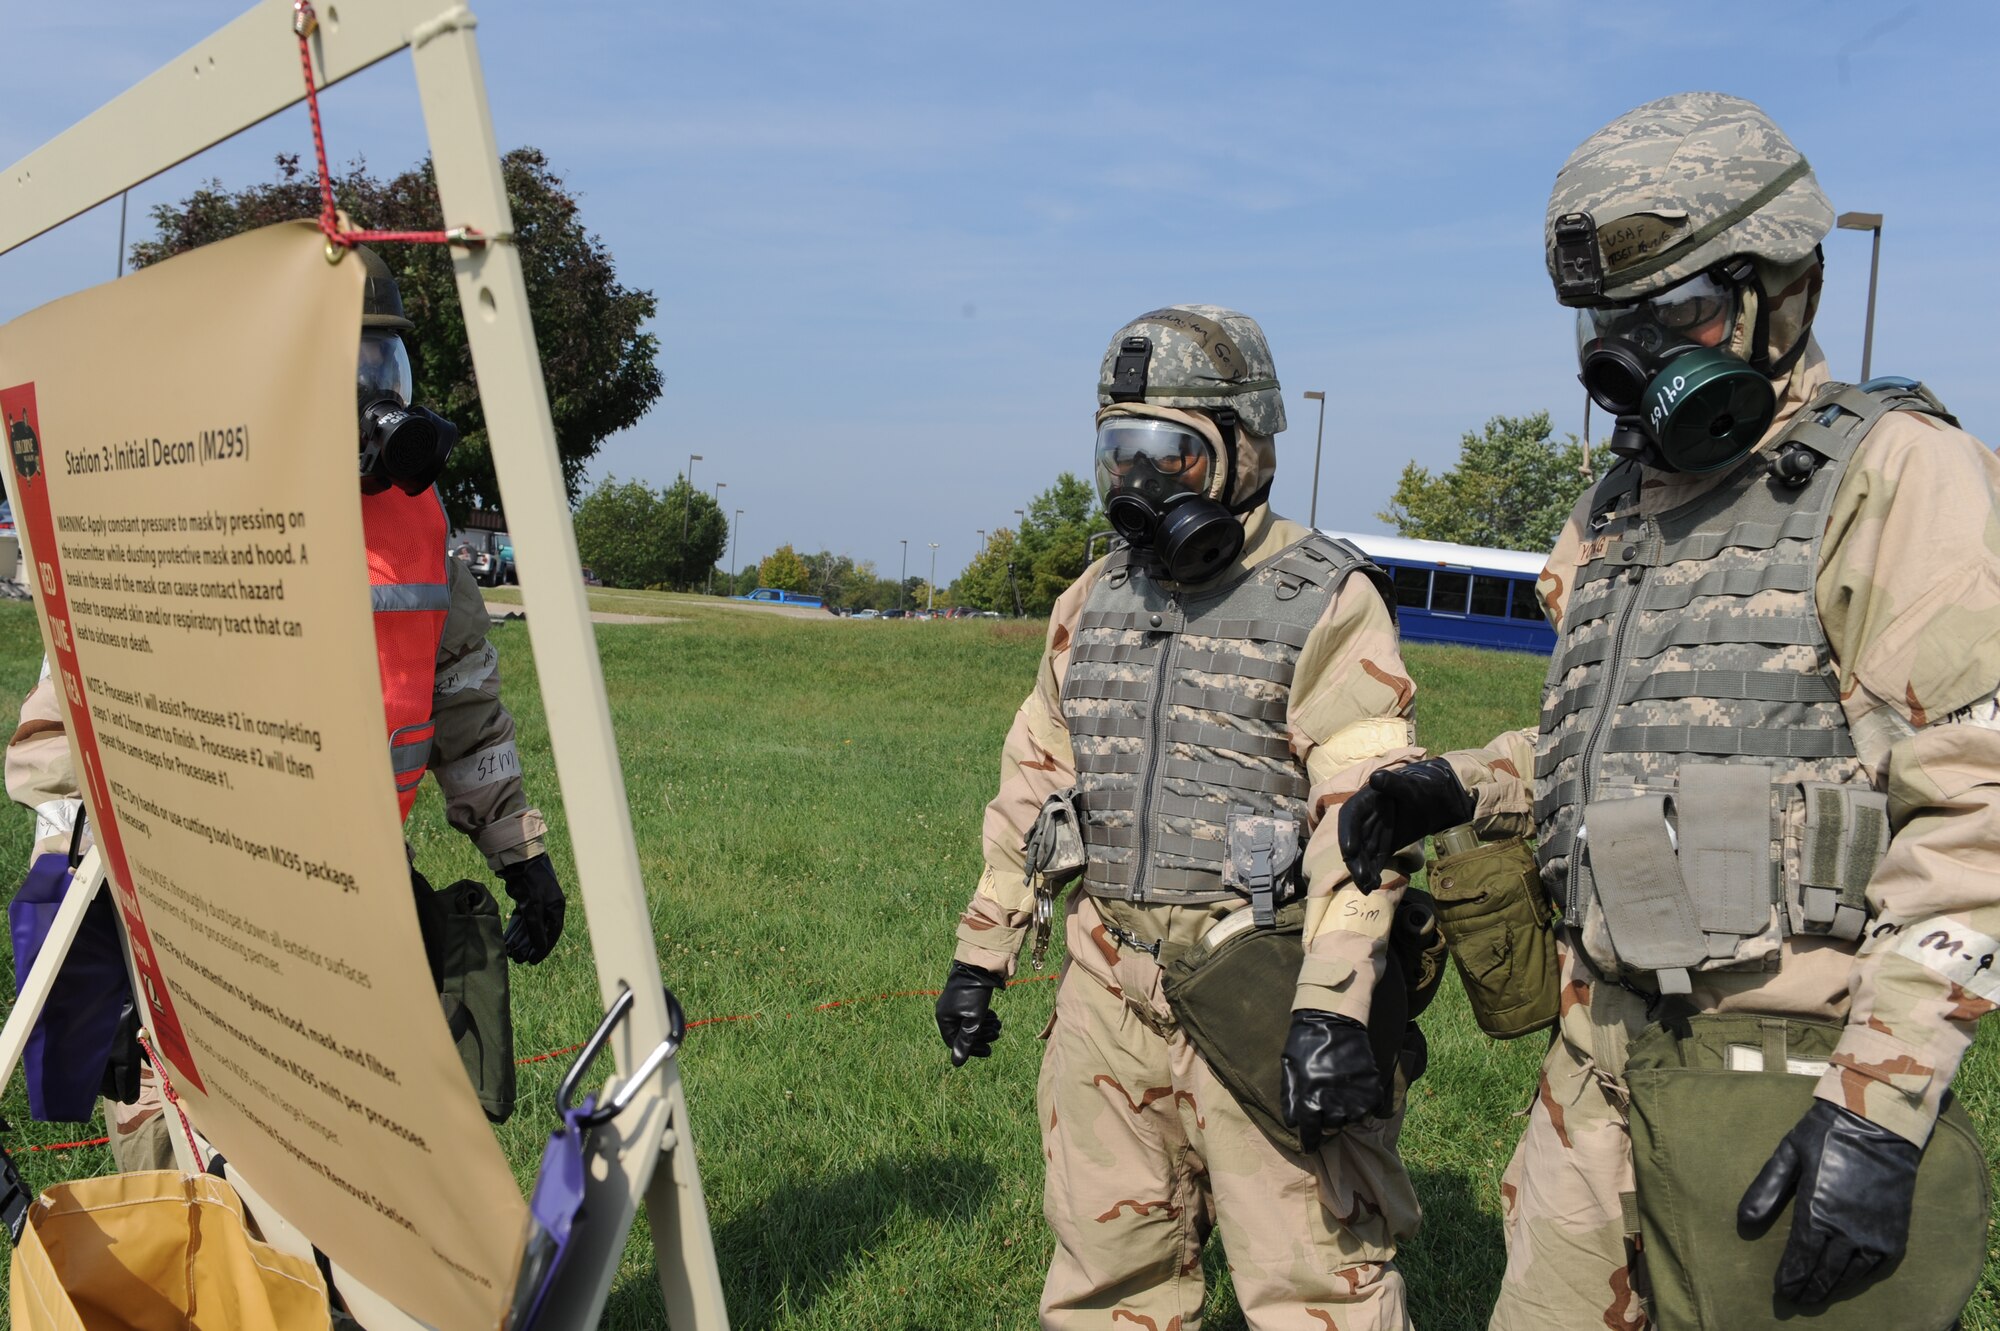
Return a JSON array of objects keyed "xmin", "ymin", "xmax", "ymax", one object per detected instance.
[
  {"xmin": 1062, "ymin": 532, "xmax": 1381, "ymax": 904},
  {"xmin": 1542, "ymin": 666, "xmax": 1841, "ymax": 734},
  {"xmin": 1533, "ymin": 379, "xmax": 1954, "ymax": 984}
]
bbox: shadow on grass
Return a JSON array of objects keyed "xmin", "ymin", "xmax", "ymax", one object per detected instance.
[
  {"xmin": 603, "ymin": 1153, "xmax": 996, "ymax": 1330},
  {"xmin": 1403, "ymin": 1165, "xmax": 1507, "ymax": 1331}
]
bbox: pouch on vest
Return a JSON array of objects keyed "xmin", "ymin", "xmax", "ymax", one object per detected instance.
[
  {"xmin": 1024, "ymin": 789, "xmax": 1088, "ymax": 970},
  {"xmin": 1162, "ymin": 896, "xmax": 1428, "ymax": 1154},
  {"xmin": 1624, "ymin": 1014, "xmax": 1987, "ymax": 1331},
  {"xmin": 1426, "ymin": 833, "xmax": 1559, "ymax": 1039},
  {"xmin": 1220, "ymin": 812, "xmax": 1303, "ymax": 928},
  {"xmin": 412, "ymin": 870, "xmax": 516, "ymax": 1122},
  {"xmin": 1584, "ymin": 761, "xmax": 1785, "ymax": 994}
]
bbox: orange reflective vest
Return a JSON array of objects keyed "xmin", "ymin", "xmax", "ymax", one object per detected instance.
[{"xmin": 363, "ymin": 487, "xmax": 450, "ymax": 822}]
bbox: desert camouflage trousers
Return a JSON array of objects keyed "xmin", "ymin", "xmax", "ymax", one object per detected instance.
[
  {"xmin": 1038, "ymin": 896, "xmax": 1420, "ymax": 1331},
  {"xmin": 1487, "ymin": 972, "xmax": 1648, "ymax": 1331}
]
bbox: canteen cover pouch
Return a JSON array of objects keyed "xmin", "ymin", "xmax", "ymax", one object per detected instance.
[{"xmin": 1426, "ymin": 835, "xmax": 1559, "ymax": 1039}]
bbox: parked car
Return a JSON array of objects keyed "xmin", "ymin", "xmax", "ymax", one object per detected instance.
[
  {"xmin": 581, "ymin": 566, "xmax": 603, "ymax": 587},
  {"xmin": 851, "ymin": 608, "xmax": 879, "ymax": 620},
  {"xmin": 736, "ymin": 587, "xmax": 825, "ymax": 607},
  {"xmin": 880, "ymin": 609, "xmax": 906, "ymax": 620}
]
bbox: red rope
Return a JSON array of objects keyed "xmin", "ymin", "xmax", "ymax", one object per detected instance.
[
  {"xmin": 135, "ymin": 1033, "xmax": 202, "ymax": 1166},
  {"xmin": 293, "ymin": 0, "xmax": 453, "ymax": 249}
]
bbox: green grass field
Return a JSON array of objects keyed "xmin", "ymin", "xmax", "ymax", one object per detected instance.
[{"xmin": 0, "ymin": 593, "xmax": 1994, "ymax": 1328}]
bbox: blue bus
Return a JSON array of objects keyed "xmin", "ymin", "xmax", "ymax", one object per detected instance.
[{"xmin": 1324, "ymin": 530, "xmax": 1555, "ymax": 655}]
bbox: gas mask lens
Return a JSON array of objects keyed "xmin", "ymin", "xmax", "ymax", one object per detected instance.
[
  {"xmin": 1093, "ymin": 417, "xmax": 1211, "ymax": 505},
  {"xmin": 357, "ymin": 330, "xmax": 414, "ymax": 414},
  {"xmin": 1576, "ymin": 272, "xmax": 1737, "ymax": 414}
]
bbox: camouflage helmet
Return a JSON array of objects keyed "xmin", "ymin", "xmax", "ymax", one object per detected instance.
[
  {"xmin": 1545, "ymin": 92, "xmax": 1832, "ymax": 307},
  {"xmin": 356, "ymin": 245, "xmax": 414, "ymax": 331},
  {"xmin": 1097, "ymin": 305, "xmax": 1286, "ymax": 436}
]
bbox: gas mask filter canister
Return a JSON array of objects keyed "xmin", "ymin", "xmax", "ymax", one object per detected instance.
[{"xmin": 1576, "ymin": 270, "xmax": 1775, "ymax": 474}]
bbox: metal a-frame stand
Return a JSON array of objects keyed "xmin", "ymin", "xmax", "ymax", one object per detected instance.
[{"xmin": 0, "ymin": 3, "xmax": 728, "ymax": 1326}]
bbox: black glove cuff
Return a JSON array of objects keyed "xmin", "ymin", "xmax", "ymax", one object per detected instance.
[{"xmin": 947, "ymin": 959, "xmax": 1006, "ymax": 993}]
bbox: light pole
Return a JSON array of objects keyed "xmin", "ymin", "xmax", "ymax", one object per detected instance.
[
  {"xmin": 1013, "ymin": 508, "xmax": 1025, "ymax": 533},
  {"xmin": 1302, "ymin": 390, "xmax": 1327, "ymax": 529},
  {"xmin": 899, "ymin": 539, "xmax": 909, "ymax": 614},
  {"xmin": 705, "ymin": 482, "xmax": 725, "ymax": 593},
  {"xmin": 977, "ymin": 528, "xmax": 987, "ymax": 551},
  {"xmin": 927, "ymin": 542, "xmax": 938, "ymax": 611},
  {"xmin": 680, "ymin": 453, "xmax": 704, "ymax": 590},
  {"xmin": 1836, "ymin": 212, "xmax": 1884, "ymax": 382},
  {"xmin": 730, "ymin": 508, "xmax": 743, "ymax": 595}
]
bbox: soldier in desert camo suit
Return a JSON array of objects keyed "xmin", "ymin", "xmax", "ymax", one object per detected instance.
[
  {"xmin": 1339, "ymin": 93, "xmax": 2000, "ymax": 1329},
  {"xmin": 937, "ymin": 305, "xmax": 1432, "ymax": 1329}
]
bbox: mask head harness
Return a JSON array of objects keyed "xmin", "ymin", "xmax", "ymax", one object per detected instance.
[
  {"xmin": 1100, "ymin": 335, "xmax": 1248, "ymax": 583},
  {"xmin": 1560, "ymin": 210, "xmax": 1779, "ymax": 474},
  {"xmin": 354, "ymin": 246, "xmax": 459, "ymax": 496}
]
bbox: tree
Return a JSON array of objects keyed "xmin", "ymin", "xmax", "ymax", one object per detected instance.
[
  {"xmin": 945, "ymin": 474, "xmax": 1111, "ymax": 618},
  {"xmin": 1379, "ymin": 412, "xmax": 1612, "ymax": 553},
  {"xmin": 571, "ymin": 474, "xmax": 728, "ymax": 591},
  {"xmin": 659, "ymin": 476, "xmax": 727, "ymax": 591},
  {"xmin": 948, "ymin": 528, "xmax": 1021, "ymax": 614},
  {"xmin": 571, "ymin": 477, "xmax": 671, "ymax": 589},
  {"xmin": 1015, "ymin": 473, "xmax": 1112, "ymax": 615},
  {"xmin": 132, "ymin": 149, "xmax": 660, "ymax": 522},
  {"xmin": 800, "ymin": 550, "xmax": 860, "ymax": 608},
  {"xmin": 758, "ymin": 545, "xmax": 812, "ymax": 593}
]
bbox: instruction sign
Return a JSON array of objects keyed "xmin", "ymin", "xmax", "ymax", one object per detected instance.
[{"xmin": 0, "ymin": 223, "xmax": 526, "ymax": 1330}]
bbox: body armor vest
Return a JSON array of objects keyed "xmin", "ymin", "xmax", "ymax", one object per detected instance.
[
  {"xmin": 1533, "ymin": 380, "xmax": 1954, "ymax": 992},
  {"xmin": 362, "ymin": 486, "xmax": 450, "ymax": 822},
  {"xmin": 1062, "ymin": 533, "xmax": 1390, "ymax": 904}
]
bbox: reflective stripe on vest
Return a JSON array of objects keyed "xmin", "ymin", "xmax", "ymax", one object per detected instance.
[
  {"xmin": 1533, "ymin": 380, "xmax": 1951, "ymax": 988},
  {"xmin": 363, "ymin": 486, "xmax": 449, "ymax": 822},
  {"xmin": 1060, "ymin": 534, "xmax": 1388, "ymax": 905}
]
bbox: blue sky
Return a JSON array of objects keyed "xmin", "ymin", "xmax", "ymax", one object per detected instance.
[{"xmin": 4, "ymin": 1, "xmax": 1995, "ymax": 587}]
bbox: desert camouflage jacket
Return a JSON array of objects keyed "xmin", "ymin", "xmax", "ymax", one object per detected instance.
[
  {"xmin": 1449, "ymin": 343, "xmax": 2000, "ymax": 1144},
  {"xmin": 7, "ymin": 557, "xmax": 545, "ymax": 870},
  {"xmin": 953, "ymin": 505, "xmax": 1425, "ymax": 1023}
]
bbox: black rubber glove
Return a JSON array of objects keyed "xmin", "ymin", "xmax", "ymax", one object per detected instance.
[
  {"xmin": 1280, "ymin": 1009, "xmax": 1384, "ymax": 1151},
  {"xmin": 936, "ymin": 961, "xmax": 1005, "ymax": 1067},
  {"xmin": 1337, "ymin": 758, "xmax": 1476, "ymax": 893},
  {"xmin": 1737, "ymin": 1099, "xmax": 1922, "ymax": 1305},
  {"xmin": 497, "ymin": 854, "xmax": 567, "ymax": 965}
]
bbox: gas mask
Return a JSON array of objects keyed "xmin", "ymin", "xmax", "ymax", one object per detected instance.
[
  {"xmin": 1094, "ymin": 414, "xmax": 1243, "ymax": 583},
  {"xmin": 356, "ymin": 329, "xmax": 458, "ymax": 496},
  {"xmin": 1575, "ymin": 267, "xmax": 1774, "ymax": 474}
]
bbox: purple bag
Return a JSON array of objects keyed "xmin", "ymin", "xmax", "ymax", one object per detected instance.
[
  {"xmin": 505, "ymin": 982, "xmax": 684, "ymax": 1327},
  {"xmin": 505, "ymin": 1096, "xmax": 592, "ymax": 1330},
  {"xmin": 8, "ymin": 817, "xmax": 135, "ymax": 1122}
]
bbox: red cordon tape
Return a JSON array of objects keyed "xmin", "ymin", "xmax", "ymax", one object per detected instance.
[
  {"xmin": 24, "ymin": 1136, "xmax": 109, "ymax": 1153},
  {"xmin": 21, "ymin": 973, "xmax": 1062, "ymax": 1152}
]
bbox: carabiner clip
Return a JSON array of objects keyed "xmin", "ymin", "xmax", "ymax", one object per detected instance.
[{"xmin": 556, "ymin": 982, "xmax": 687, "ymax": 1130}]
